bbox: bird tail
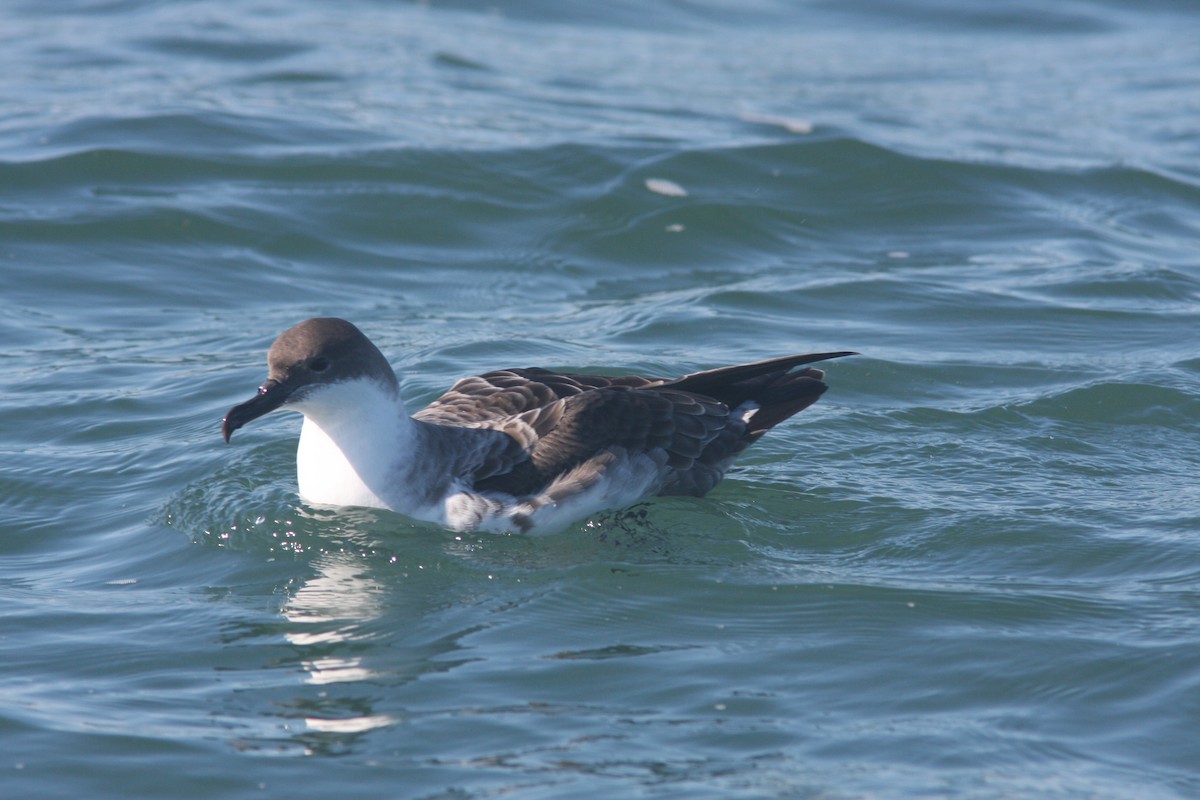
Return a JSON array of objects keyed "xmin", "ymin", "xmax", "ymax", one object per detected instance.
[{"xmin": 664, "ymin": 351, "xmax": 856, "ymax": 436}]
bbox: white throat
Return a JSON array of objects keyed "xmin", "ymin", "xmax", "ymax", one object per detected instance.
[{"xmin": 293, "ymin": 377, "xmax": 414, "ymax": 510}]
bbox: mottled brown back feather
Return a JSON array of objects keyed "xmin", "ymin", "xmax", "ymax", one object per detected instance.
[{"xmin": 414, "ymin": 353, "xmax": 854, "ymax": 500}]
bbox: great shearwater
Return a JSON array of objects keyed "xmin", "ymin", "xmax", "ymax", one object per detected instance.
[{"xmin": 222, "ymin": 318, "xmax": 853, "ymax": 534}]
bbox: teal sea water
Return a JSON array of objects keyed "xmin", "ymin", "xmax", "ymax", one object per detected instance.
[{"xmin": 2, "ymin": 1, "xmax": 1199, "ymax": 797}]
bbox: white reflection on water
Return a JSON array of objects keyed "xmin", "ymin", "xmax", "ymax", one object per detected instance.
[
  {"xmin": 281, "ymin": 551, "xmax": 400, "ymax": 732},
  {"xmin": 285, "ymin": 555, "xmax": 380, "ymax": 647}
]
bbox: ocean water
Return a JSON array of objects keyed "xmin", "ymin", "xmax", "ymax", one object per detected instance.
[{"xmin": 2, "ymin": 0, "xmax": 1199, "ymax": 797}]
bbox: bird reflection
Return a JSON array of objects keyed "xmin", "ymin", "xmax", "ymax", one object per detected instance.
[{"xmin": 280, "ymin": 551, "xmax": 400, "ymax": 735}]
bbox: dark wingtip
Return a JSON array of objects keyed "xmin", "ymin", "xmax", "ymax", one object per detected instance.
[
  {"xmin": 667, "ymin": 350, "xmax": 858, "ymax": 397},
  {"xmin": 221, "ymin": 415, "xmax": 237, "ymax": 443}
]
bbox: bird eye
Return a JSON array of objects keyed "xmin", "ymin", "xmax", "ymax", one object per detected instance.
[{"xmin": 308, "ymin": 357, "xmax": 330, "ymax": 372}]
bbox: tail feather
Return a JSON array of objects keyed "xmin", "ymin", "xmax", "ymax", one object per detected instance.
[
  {"xmin": 743, "ymin": 369, "xmax": 829, "ymax": 436},
  {"xmin": 662, "ymin": 351, "xmax": 855, "ymax": 438},
  {"xmin": 651, "ymin": 350, "xmax": 855, "ymax": 498}
]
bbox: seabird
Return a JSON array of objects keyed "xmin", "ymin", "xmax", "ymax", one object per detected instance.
[{"xmin": 222, "ymin": 318, "xmax": 854, "ymax": 534}]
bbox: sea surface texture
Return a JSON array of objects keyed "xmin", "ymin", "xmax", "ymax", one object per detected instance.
[{"xmin": 2, "ymin": 1, "xmax": 1198, "ymax": 797}]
